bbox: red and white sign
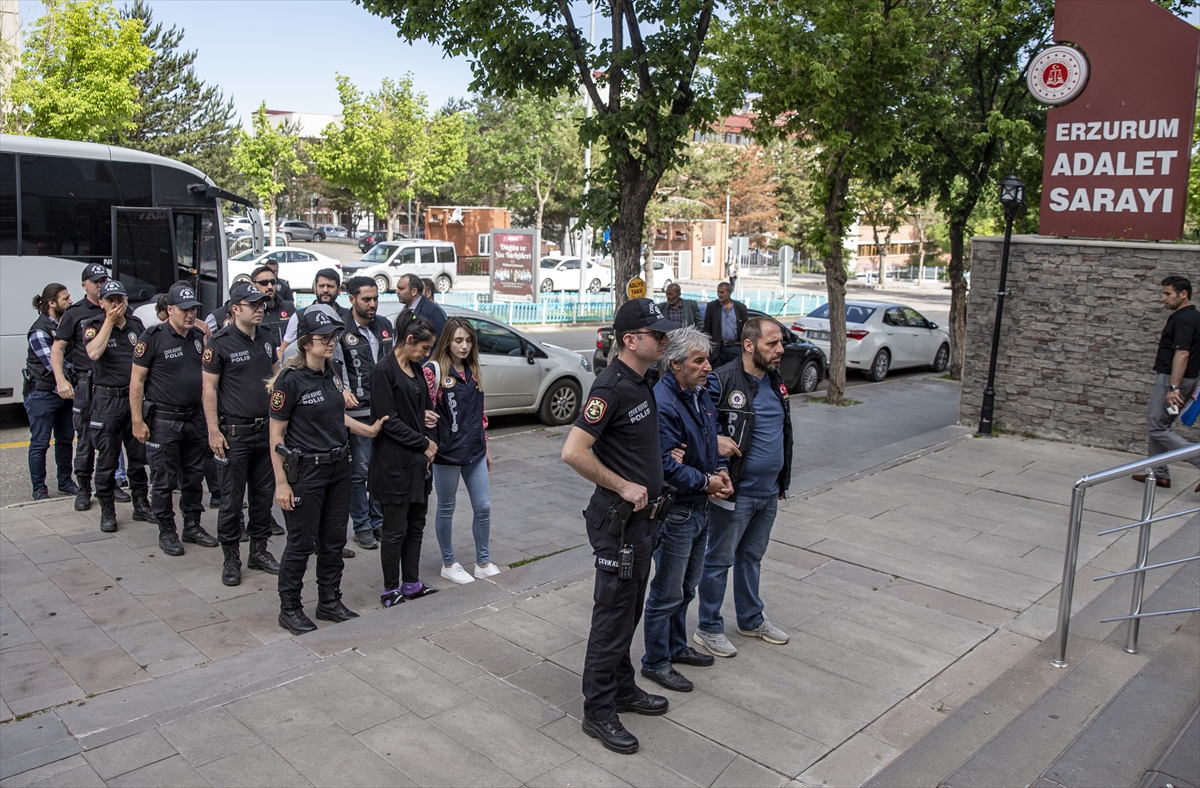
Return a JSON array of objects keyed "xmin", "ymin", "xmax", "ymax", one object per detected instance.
[
  {"xmin": 489, "ymin": 229, "xmax": 536, "ymax": 299},
  {"xmin": 1038, "ymin": 0, "xmax": 1199, "ymax": 241}
]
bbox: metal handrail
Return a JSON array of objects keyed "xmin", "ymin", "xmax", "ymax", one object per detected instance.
[
  {"xmin": 1096, "ymin": 506, "xmax": 1200, "ymax": 536},
  {"xmin": 1050, "ymin": 443, "xmax": 1200, "ymax": 668}
]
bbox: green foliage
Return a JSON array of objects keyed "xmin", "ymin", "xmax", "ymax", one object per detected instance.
[
  {"xmin": 4, "ymin": 0, "xmax": 151, "ymax": 141},
  {"xmin": 231, "ymin": 103, "xmax": 306, "ymax": 229},
  {"xmin": 1187, "ymin": 92, "xmax": 1200, "ymax": 240}
]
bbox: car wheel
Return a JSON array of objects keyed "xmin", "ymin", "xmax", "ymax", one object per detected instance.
[
  {"xmin": 932, "ymin": 343, "xmax": 950, "ymax": 372},
  {"xmin": 661, "ymin": 278, "xmax": 672, "ymax": 291},
  {"xmin": 538, "ymin": 379, "xmax": 581, "ymax": 426},
  {"xmin": 866, "ymin": 348, "xmax": 891, "ymax": 382},
  {"xmin": 799, "ymin": 359, "xmax": 821, "ymax": 393},
  {"xmin": 374, "ymin": 275, "xmax": 390, "ymax": 293},
  {"xmin": 540, "ymin": 278, "xmax": 555, "ymax": 293},
  {"xmin": 314, "ymin": 232, "xmax": 325, "ymax": 242},
  {"xmin": 587, "ymin": 278, "xmax": 602, "ymax": 293},
  {"xmin": 232, "ymin": 273, "xmax": 251, "ymax": 285},
  {"xmin": 435, "ymin": 274, "xmax": 452, "ymax": 293}
]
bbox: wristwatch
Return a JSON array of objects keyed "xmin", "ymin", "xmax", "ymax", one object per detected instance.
[{"xmin": 1168, "ymin": 385, "xmax": 1179, "ymax": 392}]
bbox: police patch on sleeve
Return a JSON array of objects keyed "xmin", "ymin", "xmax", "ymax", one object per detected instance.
[
  {"xmin": 270, "ymin": 390, "xmax": 285, "ymax": 411},
  {"xmin": 333, "ymin": 376, "xmax": 344, "ymax": 392},
  {"xmin": 84, "ymin": 327, "xmax": 97, "ymax": 340},
  {"xmin": 127, "ymin": 331, "xmax": 138, "ymax": 345},
  {"xmin": 194, "ymin": 339, "xmax": 203, "ymax": 354},
  {"xmin": 264, "ymin": 342, "xmax": 273, "ymax": 357},
  {"xmin": 729, "ymin": 390, "xmax": 747, "ymax": 409},
  {"xmin": 202, "ymin": 347, "xmax": 215, "ymax": 365},
  {"xmin": 584, "ymin": 396, "xmax": 607, "ymax": 423},
  {"xmin": 133, "ymin": 341, "xmax": 147, "ymax": 358}
]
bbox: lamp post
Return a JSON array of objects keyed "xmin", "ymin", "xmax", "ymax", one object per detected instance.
[{"xmin": 977, "ymin": 171, "xmax": 1026, "ymax": 437}]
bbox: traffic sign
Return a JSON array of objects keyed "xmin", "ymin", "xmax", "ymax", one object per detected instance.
[{"xmin": 627, "ymin": 277, "xmax": 647, "ymax": 299}]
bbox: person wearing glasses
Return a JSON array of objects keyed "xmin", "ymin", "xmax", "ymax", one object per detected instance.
[
  {"xmin": 261, "ymin": 257, "xmax": 294, "ymax": 303},
  {"xmin": 560, "ymin": 298, "xmax": 679, "ymax": 755},
  {"xmin": 249, "ymin": 266, "xmax": 297, "ymax": 355},
  {"xmin": 203, "ymin": 283, "xmax": 282, "ymax": 587},
  {"xmin": 269, "ymin": 308, "xmax": 387, "ymax": 634}
]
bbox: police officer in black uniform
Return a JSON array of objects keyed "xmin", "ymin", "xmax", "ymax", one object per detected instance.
[
  {"xmin": 51, "ymin": 263, "xmax": 111, "ymax": 510},
  {"xmin": 269, "ymin": 308, "xmax": 387, "ymax": 634},
  {"xmin": 250, "ymin": 265, "xmax": 296, "ymax": 354},
  {"xmin": 82, "ymin": 281, "xmax": 153, "ymax": 532},
  {"xmin": 560, "ymin": 298, "xmax": 678, "ymax": 755},
  {"xmin": 203, "ymin": 283, "xmax": 282, "ymax": 586},
  {"xmin": 131, "ymin": 283, "xmax": 218, "ymax": 556}
]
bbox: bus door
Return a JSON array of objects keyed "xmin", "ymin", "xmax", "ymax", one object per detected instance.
[{"xmin": 112, "ymin": 208, "xmax": 220, "ymax": 313}]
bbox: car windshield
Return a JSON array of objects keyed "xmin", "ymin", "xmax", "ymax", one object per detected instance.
[
  {"xmin": 540, "ymin": 257, "xmax": 559, "ymax": 269},
  {"xmin": 361, "ymin": 244, "xmax": 397, "ymax": 263},
  {"xmin": 807, "ymin": 303, "xmax": 877, "ymax": 324},
  {"xmin": 230, "ymin": 250, "xmax": 260, "ymax": 262}
]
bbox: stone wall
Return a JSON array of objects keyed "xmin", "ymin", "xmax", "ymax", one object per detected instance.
[{"xmin": 959, "ymin": 235, "xmax": 1200, "ymax": 452}]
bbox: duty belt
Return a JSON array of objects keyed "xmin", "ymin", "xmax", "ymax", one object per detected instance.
[
  {"xmin": 153, "ymin": 406, "xmax": 198, "ymax": 422},
  {"xmin": 295, "ymin": 445, "xmax": 349, "ymax": 466},
  {"xmin": 219, "ymin": 416, "xmax": 268, "ymax": 436},
  {"xmin": 93, "ymin": 385, "xmax": 129, "ymax": 398}
]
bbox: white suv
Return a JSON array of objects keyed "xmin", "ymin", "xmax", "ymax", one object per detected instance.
[{"xmin": 343, "ymin": 240, "xmax": 458, "ymax": 293}]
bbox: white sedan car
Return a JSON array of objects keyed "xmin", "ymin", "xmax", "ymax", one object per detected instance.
[
  {"xmin": 538, "ymin": 257, "xmax": 612, "ymax": 293},
  {"xmin": 792, "ymin": 300, "xmax": 950, "ymax": 381},
  {"xmin": 227, "ymin": 247, "xmax": 341, "ymax": 292}
]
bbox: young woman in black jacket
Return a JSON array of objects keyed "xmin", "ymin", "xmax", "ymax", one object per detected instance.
[{"xmin": 369, "ymin": 313, "xmax": 440, "ymax": 608}]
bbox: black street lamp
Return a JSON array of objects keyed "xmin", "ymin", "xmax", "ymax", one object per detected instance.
[{"xmin": 978, "ymin": 171, "xmax": 1026, "ymax": 437}]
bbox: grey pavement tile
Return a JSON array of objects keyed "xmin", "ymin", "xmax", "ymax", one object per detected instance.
[
  {"xmin": 1052, "ymin": 641, "xmax": 1151, "ymax": 705},
  {"xmin": 974, "ymin": 634, "xmax": 1101, "ymax": 713},
  {"xmin": 27, "ymin": 611, "xmax": 119, "ymax": 661},
  {"xmin": 473, "ymin": 606, "xmax": 584, "ymax": 655},
  {"xmin": 58, "ymin": 647, "xmax": 150, "ymax": 695},
  {"xmin": 2, "ymin": 580, "xmax": 74, "ymax": 621},
  {"xmin": 159, "ymin": 706, "xmax": 262, "ymax": 768},
  {"xmin": 881, "ymin": 578, "xmax": 1016, "ymax": 628},
  {"xmin": 527, "ymin": 756, "xmax": 631, "ymax": 787},
  {"xmin": 428, "ymin": 621, "xmax": 542, "ymax": 677},
  {"xmin": 713, "ymin": 756, "xmax": 789, "ymax": 788},
  {"xmin": 502, "ymin": 660, "xmax": 584, "ymax": 710},
  {"xmin": 1139, "ymin": 613, "xmax": 1200, "ymax": 694},
  {"xmin": 344, "ymin": 647, "xmax": 475, "ymax": 719},
  {"xmin": 5, "ymin": 684, "xmax": 86, "ymax": 718},
  {"xmin": 195, "ymin": 743, "xmax": 312, "ymax": 788},
  {"xmin": 284, "ymin": 665, "xmax": 406, "ymax": 735},
  {"xmin": 837, "ymin": 592, "xmax": 996, "ymax": 658},
  {"xmin": 179, "ymin": 621, "xmax": 262, "ymax": 662},
  {"xmin": 1002, "ymin": 602, "xmax": 1062, "ymax": 640},
  {"xmin": 114, "ymin": 563, "xmax": 186, "ymax": 598},
  {"xmin": 138, "ymin": 589, "xmax": 228, "ymax": 633},
  {"xmin": 0, "ymin": 603, "xmax": 40, "ymax": 649},
  {"xmin": 40, "ymin": 559, "xmax": 112, "ymax": 596},
  {"xmin": 106, "ymin": 753, "xmax": 210, "ymax": 787},
  {"xmin": 224, "ymin": 685, "xmax": 332, "ymax": 747},
  {"xmin": 462, "ymin": 672, "xmax": 566, "ymax": 727},
  {"xmin": 0, "ymin": 643, "xmax": 83, "ymax": 711},
  {"xmin": 275, "ymin": 724, "xmax": 414, "ymax": 787},
  {"xmin": 763, "ymin": 540, "xmax": 829, "ymax": 572},
  {"xmin": 429, "ymin": 701, "xmax": 576, "ymax": 784},
  {"xmin": 0, "ymin": 742, "xmax": 84, "ymax": 783},
  {"xmin": 0, "ymin": 551, "xmax": 46, "ymax": 588},
  {"xmin": 864, "ymin": 696, "xmax": 947, "ymax": 751},
  {"xmin": 81, "ymin": 728, "xmax": 177, "ymax": 781},
  {"xmin": 0, "ymin": 712, "xmax": 72, "ymax": 760},
  {"xmin": 108, "ymin": 618, "xmax": 207, "ymax": 677},
  {"xmin": 0, "ymin": 754, "xmax": 90, "ymax": 788},
  {"xmin": 14, "ymin": 535, "xmax": 81, "ymax": 566},
  {"xmin": 529, "ymin": 599, "xmax": 595, "ymax": 639},
  {"xmin": 539, "ymin": 717, "xmax": 700, "ymax": 787},
  {"xmin": 0, "ymin": 697, "xmax": 10, "ymax": 723},
  {"xmin": 668, "ymin": 692, "xmax": 827, "ymax": 777},
  {"xmin": 65, "ymin": 582, "xmax": 158, "ymax": 632},
  {"xmin": 208, "ymin": 591, "xmax": 274, "ymax": 621},
  {"xmin": 618, "ymin": 715, "xmax": 737, "ymax": 787},
  {"xmin": 356, "ymin": 709, "xmax": 521, "ymax": 788},
  {"xmin": 546, "ymin": 639, "xmax": 587, "ymax": 677}
]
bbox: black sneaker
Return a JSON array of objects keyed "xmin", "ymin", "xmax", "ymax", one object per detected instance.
[
  {"xmin": 355, "ymin": 530, "xmax": 379, "ymax": 549},
  {"xmin": 671, "ymin": 646, "xmax": 715, "ymax": 667},
  {"xmin": 582, "ymin": 717, "xmax": 639, "ymax": 754},
  {"xmin": 159, "ymin": 529, "xmax": 185, "ymax": 557},
  {"xmin": 640, "ymin": 665, "xmax": 693, "ymax": 693},
  {"xmin": 58, "ymin": 480, "xmax": 79, "ymax": 496},
  {"xmin": 315, "ymin": 598, "xmax": 359, "ymax": 622}
]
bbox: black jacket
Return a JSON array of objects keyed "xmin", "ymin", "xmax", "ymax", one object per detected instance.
[
  {"xmin": 709, "ymin": 356, "xmax": 793, "ymax": 501},
  {"xmin": 703, "ymin": 299, "xmax": 749, "ymax": 352},
  {"xmin": 368, "ymin": 352, "xmax": 435, "ymax": 504}
]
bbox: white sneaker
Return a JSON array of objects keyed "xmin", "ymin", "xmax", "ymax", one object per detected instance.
[
  {"xmin": 474, "ymin": 563, "xmax": 502, "ymax": 579},
  {"xmin": 440, "ymin": 563, "xmax": 475, "ymax": 585}
]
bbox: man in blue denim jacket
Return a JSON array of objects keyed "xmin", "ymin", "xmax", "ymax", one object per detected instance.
[{"xmin": 641, "ymin": 326, "xmax": 735, "ymax": 693}]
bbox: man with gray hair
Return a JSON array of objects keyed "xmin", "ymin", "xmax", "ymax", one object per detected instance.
[{"xmin": 641, "ymin": 326, "xmax": 734, "ymax": 693}]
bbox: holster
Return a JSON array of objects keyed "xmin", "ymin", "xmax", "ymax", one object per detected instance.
[
  {"xmin": 603, "ymin": 499, "xmax": 633, "ymax": 536},
  {"xmin": 275, "ymin": 444, "xmax": 299, "ymax": 484},
  {"xmin": 142, "ymin": 400, "xmax": 156, "ymax": 421}
]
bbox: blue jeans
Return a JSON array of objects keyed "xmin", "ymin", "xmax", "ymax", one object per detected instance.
[
  {"xmin": 642, "ymin": 500, "xmax": 709, "ymax": 671},
  {"xmin": 348, "ymin": 423, "xmax": 382, "ymax": 534},
  {"xmin": 432, "ymin": 456, "xmax": 491, "ymax": 565},
  {"xmin": 698, "ymin": 493, "xmax": 778, "ymax": 634},
  {"xmin": 25, "ymin": 390, "xmax": 74, "ymax": 494}
]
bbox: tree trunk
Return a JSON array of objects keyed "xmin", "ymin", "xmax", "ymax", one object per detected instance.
[
  {"xmin": 823, "ymin": 167, "xmax": 851, "ymax": 405},
  {"xmin": 947, "ymin": 216, "xmax": 968, "ymax": 380},
  {"xmin": 610, "ymin": 162, "xmax": 659, "ymax": 310},
  {"xmin": 385, "ymin": 204, "xmax": 402, "ymax": 241},
  {"xmin": 872, "ymin": 223, "xmax": 883, "ymax": 284}
]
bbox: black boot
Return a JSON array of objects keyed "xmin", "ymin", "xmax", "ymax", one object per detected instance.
[
  {"xmin": 239, "ymin": 526, "xmax": 249, "ymax": 542},
  {"xmin": 221, "ymin": 543, "xmax": 241, "ymax": 586},
  {"xmin": 158, "ymin": 523, "xmax": 185, "ymax": 556},
  {"xmin": 113, "ymin": 486, "xmax": 131, "ymax": 503},
  {"xmin": 315, "ymin": 590, "xmax": 359, "ymax": 622},
  {"xmin": 130, "ymin": 491, "xmax": 153, "ymax": 522},
  {"xmin": 99, "ymin": 499, "xmax": 118, "ymax": 532},
  {"xmin": 247, "ymin": 539, "xmax": 280, "ymax": 574},
  {"xmin": 278, "ymin": 595, "xmax": 317, "ymax": 635},
  {"xmin": 74, "ymin": 480, "xmax": 92, "ymax": 511},
  {"xmin": 181, "ymin": 514, "xmax": 218, "ymax": 548}
]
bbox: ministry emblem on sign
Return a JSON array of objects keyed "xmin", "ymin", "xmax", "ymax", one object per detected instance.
[{"xmin": 1027, "ymin": 45, "xmax": 1089, "ymax": 105}]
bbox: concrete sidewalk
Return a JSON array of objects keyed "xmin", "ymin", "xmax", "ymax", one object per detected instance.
[{"xmin": 2, "ymin": 375, "xmax": 1197, "ymax": 787}]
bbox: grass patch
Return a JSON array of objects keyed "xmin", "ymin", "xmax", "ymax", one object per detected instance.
[
  {"xmin": 810, "ymin": 396, "xmax": 863, "ymax": 406},
  {"xmin": 937, "ymin": 373, "xmax": 954, "ymax": 380},
  {"xmin": 508, "ymin": 547, "xmax": 574, "ymax": 569}
]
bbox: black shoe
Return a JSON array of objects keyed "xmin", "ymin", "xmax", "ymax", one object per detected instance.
[
  {"xmin": 402, "ymin": 584, "xmax": 439, "ymax": 601},
  {"xmin": 270, "ymin": 519, "xmax": 285, "ymax": 536},
  {"xmin": 239, "ymin": 526, "xmax": 249, "ymax": 543},
  {"xmin": 113, "ymin": 486, "xmax": 131, "ymax": 503},
  {"xmin": 278, "ymin": 605, "xmax": 317, "ymax": 635},
  {"xmin": 640, "ymin": 665, "xmax": 693, "ymax": 692},
  {"xmin": 582, "ymin": 717, "xmax": 639, "ymax": 754},
  {"xmin": 58, "ymin": 480, "xmax": 79, "ymax": 496},
  {"xmin": 130, "ymin": 493, "xmax": 153, "ymax": 522},
  {"xmin": 381, "ymin": 589, "xmax": 405, "ymax": 608},
  {"xmin": 343, "ymin": 547, "xmax": 356, "ymax": 558},
  {"xmin": 671, "ymin": 646, "xmax": 715, "ymax": 667},
  {"xmin": 315, "ymin": 597, "xmax": 359, "ymax": 622},
  {"xmin": 247, "ymin": 539, "xmax": 280, "ymax": 574},
  {"xmin": 99, "ymin": 500, "xmax": 118, "ymax": 533},
  {"xmin": 372, "ymin": 527, "xmax": 382, "ymax": 542},
  {"xmin": 614, "ymin": 687, "xmax": 669, "ymax": 716},
  {"xmin": 209, "ymin": 496, "xmax": 222, "ymax": 509},
  {"xmin": 159, "ymin": 529, "xmax": 185, "ymax": 556},
  {"xmin": 181, "ymin": 518, "xmax": 218, "ymax": 548},
  {"xmin": 221, "ymin": 544, "xmax": 241, "ymax": 586},
  {"xmin": 74, "ymin": 484, "xmax": 92, "ymax": 511},
  {"xmin": 355, "ymin": 530, "xmax": 379, "ymax": 549}
]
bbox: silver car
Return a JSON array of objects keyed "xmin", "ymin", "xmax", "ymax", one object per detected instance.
[{"xmin": 377, "ymin": 303, "xmax": 593, "ymax": 425}]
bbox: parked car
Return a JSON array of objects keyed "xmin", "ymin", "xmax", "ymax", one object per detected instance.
[
  {"xmin": 377, "ymin": 303, "xmax": 593, "ymax": 425},
  {"xmin": 224, "ymin": 216, "xmax": 254, "ymax": 234},
  {"xmin": 226, "ymin": 231, "xmax": 289, "ymax": 258},
  {"xmin": 593, "ymin": 308, "xmax": 826, "ymax": 393},
  {"xmin": 791, "ymin": 300, "xmax": 950, "ymax": 381},
  {"xmin": 227, "ymin": 247, "xmax": 342, "ymax": 292},
  {"xmin": 276, "ymin": 220, "xmax": 324, "ymax": 242},
  {"xmin": 317, "ymin": 224, "xmax": 349, "ymax": 238},
  {"xmin": 358, "ymin": 231, "xmax": 387, "ymax": 252},
  {"xmin": 342, "ymin": 239, "xmax": 458, "ymax": 293},
  {"xmin": 538, "ymin": 256, "xmax": 612, "ymax": 293}
]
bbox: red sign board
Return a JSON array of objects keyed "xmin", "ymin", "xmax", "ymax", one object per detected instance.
[
  {"xmin": 1038, "ymin": 0, "xmax": 1200, "ymax": 241},
  {"xmin": 490, "ymin": 230, "xmax": 535, "ymax": 298}
]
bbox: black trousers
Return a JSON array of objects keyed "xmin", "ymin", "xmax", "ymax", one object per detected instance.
[
  {"xmin": 381, "ymin": 501, "xmax": 428, "ymax": 589},
  {"xmin": 278, "ymin": 458, "xmax": 350, "ymax": 600},
  {"xmin": 71, "ymin": 378, "xmax": 95, "ymax": 485},
  {"xmin": 582, "ymin": 507, "xmax": 657, "ymax": 722},
  {"xmin": 90, "ymin": 393, "xmax": 148, "ymax": 502},
  {"xmin": 216, "ymin": 429, "xmax": 274, "ymax": 544},
  {"xmin": 205, "ymin": 454, "xmax": 222, "ymax": 501},
  {"xmin": 146, "ymin": 411, "xmax": 207, "ymax": 528}
]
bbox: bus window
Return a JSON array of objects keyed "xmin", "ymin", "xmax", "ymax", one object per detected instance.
[
  {"xmin": 175, "ymin": 213, "xmax": 197, "ymax": 271},
  {"xmin": 0, "ymin": 154, "xmax": 15, "ymax": 255},
  {"xmin": 21, "ymin": 156, "xmax": 120, "ymax": 259},
  {"xmin": 111, "ymin": 161, "xmax": 152, "ymax": 207},
  {"xmin": 113, "ymin": 209, "xmax": 174, "ymax": 304}
]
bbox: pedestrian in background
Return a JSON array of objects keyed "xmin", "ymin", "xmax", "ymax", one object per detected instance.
[
  {"xmin": 1134, "ymin": 275, "xmax": 1200, "ymax": 492},
  {"xmin": 262, "ymin": 257, "xmax": 294, "ymax": 303},
  {"xmin": 421, "ymin": 277, "xmax": 436, "ymax": 300},
  {"xmin": 370, "ymin": 312, "xmax": 441, "ymax": 608},
  {"xmin": 397, "ymin": 273, "xmax": 447, "ymax": 339},
  {"xmin": 25, "ymin": 283, "xmax": 76, "ymax": 501},
  {"xmin": 424, "ymin": 316, "xmax": 500, "ymax": 585},
  {"xmin": 702, "ymin": 282, "xmax": 748, "ymax": 368},
  {"xmin": 659, "ymin": 283, "xmax": 701, "ymax": 330},
  {"xmin": 251, "ymin": 266, "xmax": 296, "ymax": 356}
]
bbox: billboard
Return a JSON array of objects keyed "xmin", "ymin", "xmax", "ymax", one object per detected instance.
[{"xmin": 489, "ymin": 229, "xmax": 536, "ymax": 299}]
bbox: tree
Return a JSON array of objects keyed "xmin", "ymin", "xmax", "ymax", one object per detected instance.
[
  {"xmin": 3, "ymin": 0, "xmax": 151, "ymax": 140},
  {"xmin": 855, "ymin": 179, "xmax": 909, "ymax": 281},
  {"xmin": 357, "ymin": 0, "xmax": 718, "ymax": 308},
  {"xmin": 1187, "ymin": 96, "xmax": 1200, "ymax": 240},
  {"xmin": 231, "ymin": 103, "xmax": 305, "ymax": 232},
  {"xmin": 727, "ymin": 145, "xmax": 781, "ymax": 249},
  {"xmin": 115, "ymin": 0, "xmax": 240, "ymax": 189},
  {"xmin": 715, "ymin": 0, "xmax": 932, "ymax": 403}
]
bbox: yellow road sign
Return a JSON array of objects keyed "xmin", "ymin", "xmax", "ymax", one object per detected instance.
[{"xmin": 627, "ymin": 277, "xmax": 647, "ymax": 300}]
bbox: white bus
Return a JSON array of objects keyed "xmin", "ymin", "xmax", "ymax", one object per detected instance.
[{"xmin": 0, "ymin": 134, "xmax": 262, "ymax": 405}]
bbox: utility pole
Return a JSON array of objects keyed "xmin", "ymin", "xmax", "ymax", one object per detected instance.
[{"xmin": 575, "ymin": 0, "xmax": 596, "ymax": 321}]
